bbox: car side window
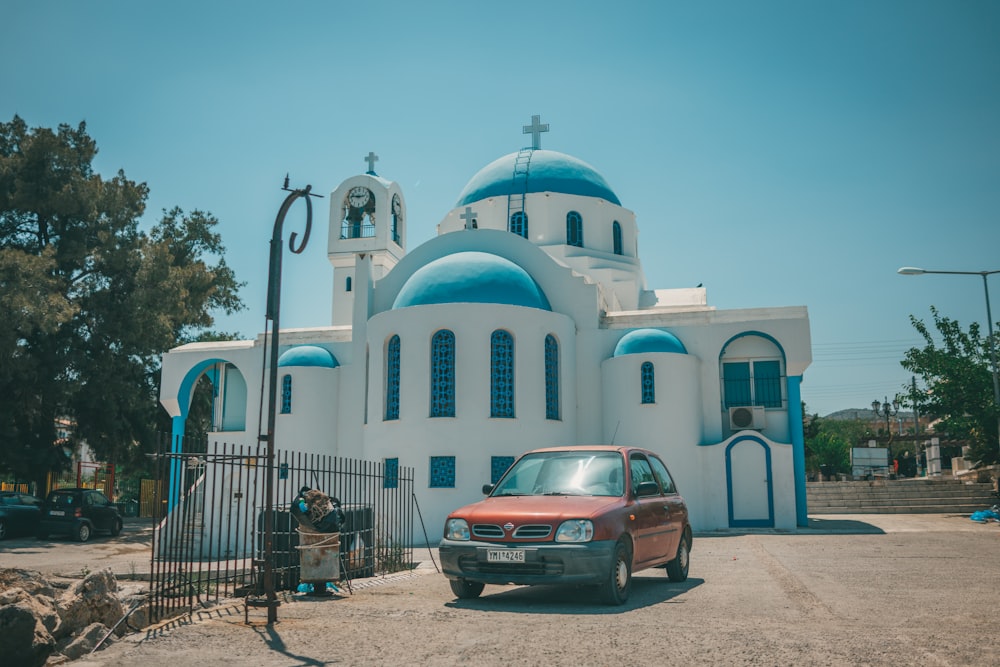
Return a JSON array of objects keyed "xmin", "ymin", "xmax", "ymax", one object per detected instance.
[
  {"xmin": 629, "ymin": 454, "xmax": 657, "ymax": 493},
  {"xmin": 649, "ymin": 456, "xmax": 677, "ymax": 495}
]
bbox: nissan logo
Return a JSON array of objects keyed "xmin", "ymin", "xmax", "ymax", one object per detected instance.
[{"xmin": 503, "ymin": 522, "xmax": 514, "ymax": 532}]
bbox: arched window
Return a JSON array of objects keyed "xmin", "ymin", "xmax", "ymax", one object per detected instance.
[
  {"xmin": 341, "ymin": 187, "xmax": 376, "ymax": 239},
  {"xmin": 545, "ymin": 334, "xmax": 560, "ymax": 420},
  {"xmin": 491, "ymin": 330, "xmax": 515, "ymax": 418},
  {"xmin": 509, "ymin": 211, "xmax": 528, "ymax": 239},
  {"xmin": 430, "ymin": 330, "xmax": 456, "ymax": 417},
  {"xmin": 280, "ymin": 374, "xmax": 292, "ymax": 414},
  {"xmin": 346, "ymin": 276, "xmax": 352, "ymax": 292},
  {"xmin": 385, "ymin": 335, "xmax": 400, "ymax": 420},
  {"xmin": 613, "ymin": 221, "xmax": 623, "ymax": 255},
  {"xmin": 641, "ymin": 362, "xmax": 655, "ymax": 404},
  {"xmin": 566, "ymin": 211, "xmax": 583, "ymax": 247}
]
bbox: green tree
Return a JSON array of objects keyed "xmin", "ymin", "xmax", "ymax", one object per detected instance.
[
  {"xmin": 901, "ymin": 306, "xmax": 1000, "ymax": 464},
  {"xmin": 803, "ymin": 407, "xmax": 866, "ymax": 475},
  {"xmin": 0, "ymin": 116, "xmax": 244, "ymax": 488}
]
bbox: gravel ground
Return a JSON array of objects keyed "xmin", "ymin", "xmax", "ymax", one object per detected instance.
[{"xmin": 66, "ymin": 514, "xmax": 999, "ymax": 667}]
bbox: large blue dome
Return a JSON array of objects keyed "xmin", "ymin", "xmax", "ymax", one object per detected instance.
[
  {"xmin": 393, "ymin": 252, "xmax": 551, "ymax": 311},
  {"xmin": 613, "ymin": 329, "xmax": 688, "ymax": 357},
  {"xmin": 455, "ymin": 149, "xmax": 621, "ymax": 207},
  {"xmin": 277, "ymin": 346, "xmax": 339, "ymax": 368}
]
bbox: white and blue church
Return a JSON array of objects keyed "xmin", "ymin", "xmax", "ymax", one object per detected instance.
[{"xmin": 159, "ymin": 117, "xmax": 813, "ymax": 539}]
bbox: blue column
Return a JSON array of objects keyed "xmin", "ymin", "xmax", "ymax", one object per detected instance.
[
  {"xmin": 787, "ymin": 376, "xmax": 808, "ymax": 526},
  {"xmin": 169, "ymin": 416, "xmax": 185, "ymax": 512}
]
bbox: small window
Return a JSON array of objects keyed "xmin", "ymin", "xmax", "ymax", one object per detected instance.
[
  {"xmin": 544, "ymin": 334, "xmax": 560, "ymax": 420},
  {"xmin": 280, "ymin": 374, "xmax": 292, "ymax": 414},
  {"xmin": 385, "ymin": 335, "xmax": 401, "ymax": 420},
  {"xmin": 346, "ymin": 276, "xmax": 352, "ymax": 292},
  {"xmin": 490, "ymin": 330, "xmax": 514, "ymax": 418},
  {"xmin": 384, "ymin": 457, "xmax": 399, "ymax": 489},
  {"xmin": 509, "ymin": 211, "xmax": 528, "ymax": 238},
  {"xmin": 641, "ymin": 362, "xmax": 655, "ymax": 404},
  {"xmin": 430, "ymin": 330, "xmax": 456, "ymax": 417},
  {"xmin": 430, "ymin": 456, "xmax": 456, "ymax": 488},
  {"xmin": 612, "ymin": 221, "xmax": 623, "ymax": 255},
  {"xmin": 491, "ymin": 456, "xmax": 515, "ymax": 484},
  {"xmin": 723, "ymin": 360, "xmax": 783, "ymax": 408},
  {"xmin": 566, "ymin": 211, "xmax": 583, "ymax": 247}
]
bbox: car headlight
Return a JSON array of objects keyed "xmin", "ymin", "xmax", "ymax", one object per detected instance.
[
  {"xmin": 554, "ymin": 519, "xmax": 593, "ymax": 543},
  {"xmin": 444, "ymin": 518, "xmax": 470, "ymax": 541}
]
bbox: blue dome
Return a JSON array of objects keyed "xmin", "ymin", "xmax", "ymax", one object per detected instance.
[
  {"xmin": 455, "ymin": 150, "xmax": 621, "ymax": 207},
  {"xmin": 613, "ymin": 329, "xmax": 687, "ymax": 357},
  {"xmin": 278, "ymin": 346, "xmax": 339, "ymax": 368},
  {"xmin": 393, "ymin": 252, "xmax": 551, "ymax": 311}
]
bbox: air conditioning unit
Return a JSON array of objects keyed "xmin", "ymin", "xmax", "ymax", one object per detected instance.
[{"xmin": 729, "ymin": 406, "xmax": 766, "ymax": 430}]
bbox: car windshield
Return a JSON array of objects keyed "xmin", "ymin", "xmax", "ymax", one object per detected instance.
[{"xmin": 492, "ymin": 451, "xmax": 624, "ymax": 497}]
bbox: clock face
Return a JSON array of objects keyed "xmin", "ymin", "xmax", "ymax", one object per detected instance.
[
  {"xmin": 349, "ymin": 187, "xmax": 370, "ymax": 208},
  {"xmin": 392, "ymin": 194, "xmax": 401, "ymax": 216}
]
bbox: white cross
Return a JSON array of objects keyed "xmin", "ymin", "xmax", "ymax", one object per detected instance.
[
  {"xmin": 364, "ymin": 151, "xmax": 379, "ymax": 174},
  {"xmin": 460, "ymin": 206, "xmax": 477, "ymax": 230},
  {"xmin": 522, "ymin": 114, "xmax": 549, "ymax": 149}
]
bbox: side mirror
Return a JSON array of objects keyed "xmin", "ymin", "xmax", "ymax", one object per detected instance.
[
  {"xmin": 482, "ymin": 484, "xmax": 495, "ymax": 495},
  {"xmin": 634, "ymin": 481, "xmax": 660, "ymax": 498}
]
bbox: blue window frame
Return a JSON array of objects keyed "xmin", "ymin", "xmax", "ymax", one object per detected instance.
[
  {"xmin": 430, "ymin": 456, "xmax": 456, "ymax": 488},
  {"xmin": 431, "ymin": 330, "xmax": 456, "ymax": 417},
  {"xmin": 641, "ymin": 362, "xmax": 655, "ymax": 404},
  {"xmin": 753, "ymin": 360, "xmax": 783, "ymax": 408},
  {"xmin": 385, "ymin": 335, "xmax": 400, "ymax": 420},
  {"xmin": 723, "ymin": 362, "xmax": 752, "ymax": 408},
  {"xmin": 280, "ymin": 374, "xmax": 292, "ymax": 414},
  {"xmin": 490, "ymin": 330, "xmax": 515, "ymax": 418},
  {"xmin": 545, "ymin": 334, "xmax": 560, "ymax": 420},
  {"xmin": 491, "ymin": 456, "xmax": 515, "ymax": 484},
  {"xmin": 509, "ymin": 211, "xmax": 528, "ymax": 238},
  {"xmin": 384, "ymin": 457, "xmax": 399, "ymax": 489},
  {"xmin": 724, "ymin": 360, "xmax": 782, "ymax": 408},
  {"xmin": 613, "ymin": 221, "xmax": 623, "ymax": 255},
  {"xmin": 566, "ymin": 211, "xmax": 583, "ymax": 247}
]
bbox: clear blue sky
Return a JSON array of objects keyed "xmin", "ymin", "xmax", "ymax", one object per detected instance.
[{"xmin": 4, "ymin": 1, "xmax": 999, "ymax": 417}]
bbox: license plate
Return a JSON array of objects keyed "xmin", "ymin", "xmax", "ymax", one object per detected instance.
[
  {"xmin": 487, "ymin": 549, "xmax": 525, "ymax": 563},
  {"xmin": 49, "ymin": 510, "xmax": 65, "ymax": 516}
]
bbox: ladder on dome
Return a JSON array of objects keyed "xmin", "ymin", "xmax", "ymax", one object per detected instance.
[{"xmin": 507, "ymin": 148, "xmax": 532, "ymax": 236}]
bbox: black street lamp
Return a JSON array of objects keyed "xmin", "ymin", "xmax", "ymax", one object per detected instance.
[
  {"xmin": 898, "ymin": 267, "xmax": 1000, "ymax": 461},
  {"xmin": 872, "ymin": 395, "xmax": 900, "ymax": 441}
]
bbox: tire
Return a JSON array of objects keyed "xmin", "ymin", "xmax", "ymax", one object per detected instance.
[
  {"xmin": 76, "ymin": 523, "xmax": 92, "ymax": 542},
  {"xmin": 665, "ymin": 531, "xmax": 690, "ymax": 582},
  {"xmin": 110, "ymin": 518, "xmax": 123, "ymax": 537},
  {"xmin": 449, "ymin": 579, "xmax": 485, "ymax": 600},
  {"xmin": 600, "ymin": 540, "xmax": 632, "ymax": 605},
  {"xmin": 0, "ymin": 519, "xmax": 7, "ymax": 540}
]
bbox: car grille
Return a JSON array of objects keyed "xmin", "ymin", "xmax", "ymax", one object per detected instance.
[{"xmin": 471, "ymin": 524, "xmax": 553, "ymax": 540}]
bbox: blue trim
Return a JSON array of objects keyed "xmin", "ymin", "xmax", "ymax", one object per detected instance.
[
  {"xmin": 787, "ymin": 376, "xmax": 808, "ymax": 526},
  {"xmin": 718, "ymin": 330, "xmax": 787, "ymax": 365},
  {"xmin": 725, "ymin": 435, "xmax": 775, "ymax": 528}
]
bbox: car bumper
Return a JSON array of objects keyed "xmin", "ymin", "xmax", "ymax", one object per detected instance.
[{"xmin": 439, "ymin": 539, "xmax": 616, "ymax": 586}]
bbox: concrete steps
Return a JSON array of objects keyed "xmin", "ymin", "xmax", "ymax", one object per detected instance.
[{"xmin": 807, "ymin": 479, "xmax": 996, "ymax": 514}]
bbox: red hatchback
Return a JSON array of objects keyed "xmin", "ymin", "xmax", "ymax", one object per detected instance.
[{"xmin": 439, "ymin": 445, "xmax": 691, "ymax": 605}]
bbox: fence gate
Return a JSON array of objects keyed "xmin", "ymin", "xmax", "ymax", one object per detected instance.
[{"xmin": 147, "ymin": 436, "xmax": 415, "ymax": 624}]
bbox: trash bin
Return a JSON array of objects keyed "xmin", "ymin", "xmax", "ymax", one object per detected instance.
[{"xmin": 296, "ymin": 529, "xmax": 340, "ymax": 583}]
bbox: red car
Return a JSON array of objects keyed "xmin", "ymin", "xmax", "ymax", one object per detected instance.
[{"xmin": 439, "ymin": 445, "xmax": 691, "ymax": 605}]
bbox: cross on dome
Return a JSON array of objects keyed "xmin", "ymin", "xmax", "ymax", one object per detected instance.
[
  {"xmin": 522, "ymin": 114, "xmax": 549, "ymax": 150},
  {"xmin": 364, "ymin": 151, "xmax": 379, "ymax": 175},
  {"xmin": 460, "ymin": 206, "xmax": 478, "ymax": 230}
]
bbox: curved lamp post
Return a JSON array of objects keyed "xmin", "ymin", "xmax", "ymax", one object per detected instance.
[
  {"xmin": 260, "ymin": 178, "xmax": 322, "ymax": 624},
  {"xmin": 897, "ymin": 267, "xmax": 1000, "ymax": 460}
]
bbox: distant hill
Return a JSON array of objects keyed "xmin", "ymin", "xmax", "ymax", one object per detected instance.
[{"xmin": 822, "ymin": 408, "xmax": 916, "ymax": 421}]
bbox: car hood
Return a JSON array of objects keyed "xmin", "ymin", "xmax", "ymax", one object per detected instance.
[{"xmin": 450, "ymin": 495, "xmax": 622, "ymax": 523}]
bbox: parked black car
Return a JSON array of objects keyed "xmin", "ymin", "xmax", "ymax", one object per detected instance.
[
  {"xmin": 0, "ymin": 491, "xmax": 44, "ymax": 540},
  {"xmin": 38, "ymin": 488, "xmax": 123, "ymax": 542}
]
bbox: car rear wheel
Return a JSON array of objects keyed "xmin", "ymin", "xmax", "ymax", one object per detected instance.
[
  {"xmin": 449, "ymin": 579, "xmax": 485, "ymax": 600},
  {"xmin": 600, "ymin": 540, "xmax": 632, "ymax": 605},
  {"xmin": 110, "ymin": 518, "xmax": 123, "ymax": 537},
  {"xmin": 76, "ymin": 523, "xmax": 92, "ymax": 542},
  {"xmin": 665, "ymin": 531, "xmax": 690, "ymax": 582}
]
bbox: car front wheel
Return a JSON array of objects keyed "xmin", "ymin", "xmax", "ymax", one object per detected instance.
[
  {"xmin": 665, "ymin": 531, "xmax": 690, "ymax": 582},
  {"xmin": 600, "ymin": 540, "xmax": 632, "ymax": 605},
  {"xmin": 449, "ymin": 579, "xmax": 485, "ymax": 600},
  {"xmin": 76, "ymin": 523, "xmax": 92, "ymax": 542}
]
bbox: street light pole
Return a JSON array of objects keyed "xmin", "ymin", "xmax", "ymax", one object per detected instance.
[{"xmin": 898, "ymin": 267, "xmax": 1000, "ymax": 461}]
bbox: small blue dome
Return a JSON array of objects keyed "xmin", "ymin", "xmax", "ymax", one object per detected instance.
[
  {"xmin": 278, "ymin": 346, "xmax": 339, "ymax": 368},
  {"xmin": 613, "ymin": 329, "xmax": 687, "ymax": 357},
  {"xmin": 393, "ymin": 251, "xmax": 551, "ymax": 311},
  {"xmin": 455, "ymin": 150, "xmax": 621, "ymax": 207}
]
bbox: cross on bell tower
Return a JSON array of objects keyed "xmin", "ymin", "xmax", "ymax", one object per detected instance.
[
  {"xmin": 522, "ymin": 114, "xmax": 549, "ymax": 150},
  {"xmin": 364, "ymin": 151, "xmax": 379, "ymax": 175}
]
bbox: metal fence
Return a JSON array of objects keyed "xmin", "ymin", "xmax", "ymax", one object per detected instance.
[{"xmin": 148, "ymin": 435, "xmax": 415, "ymax": 624}]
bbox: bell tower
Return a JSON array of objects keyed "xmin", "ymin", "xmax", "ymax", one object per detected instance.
[{"xmin": 328, "ymin": 152, "xmax": 406, "ymax": 326}]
